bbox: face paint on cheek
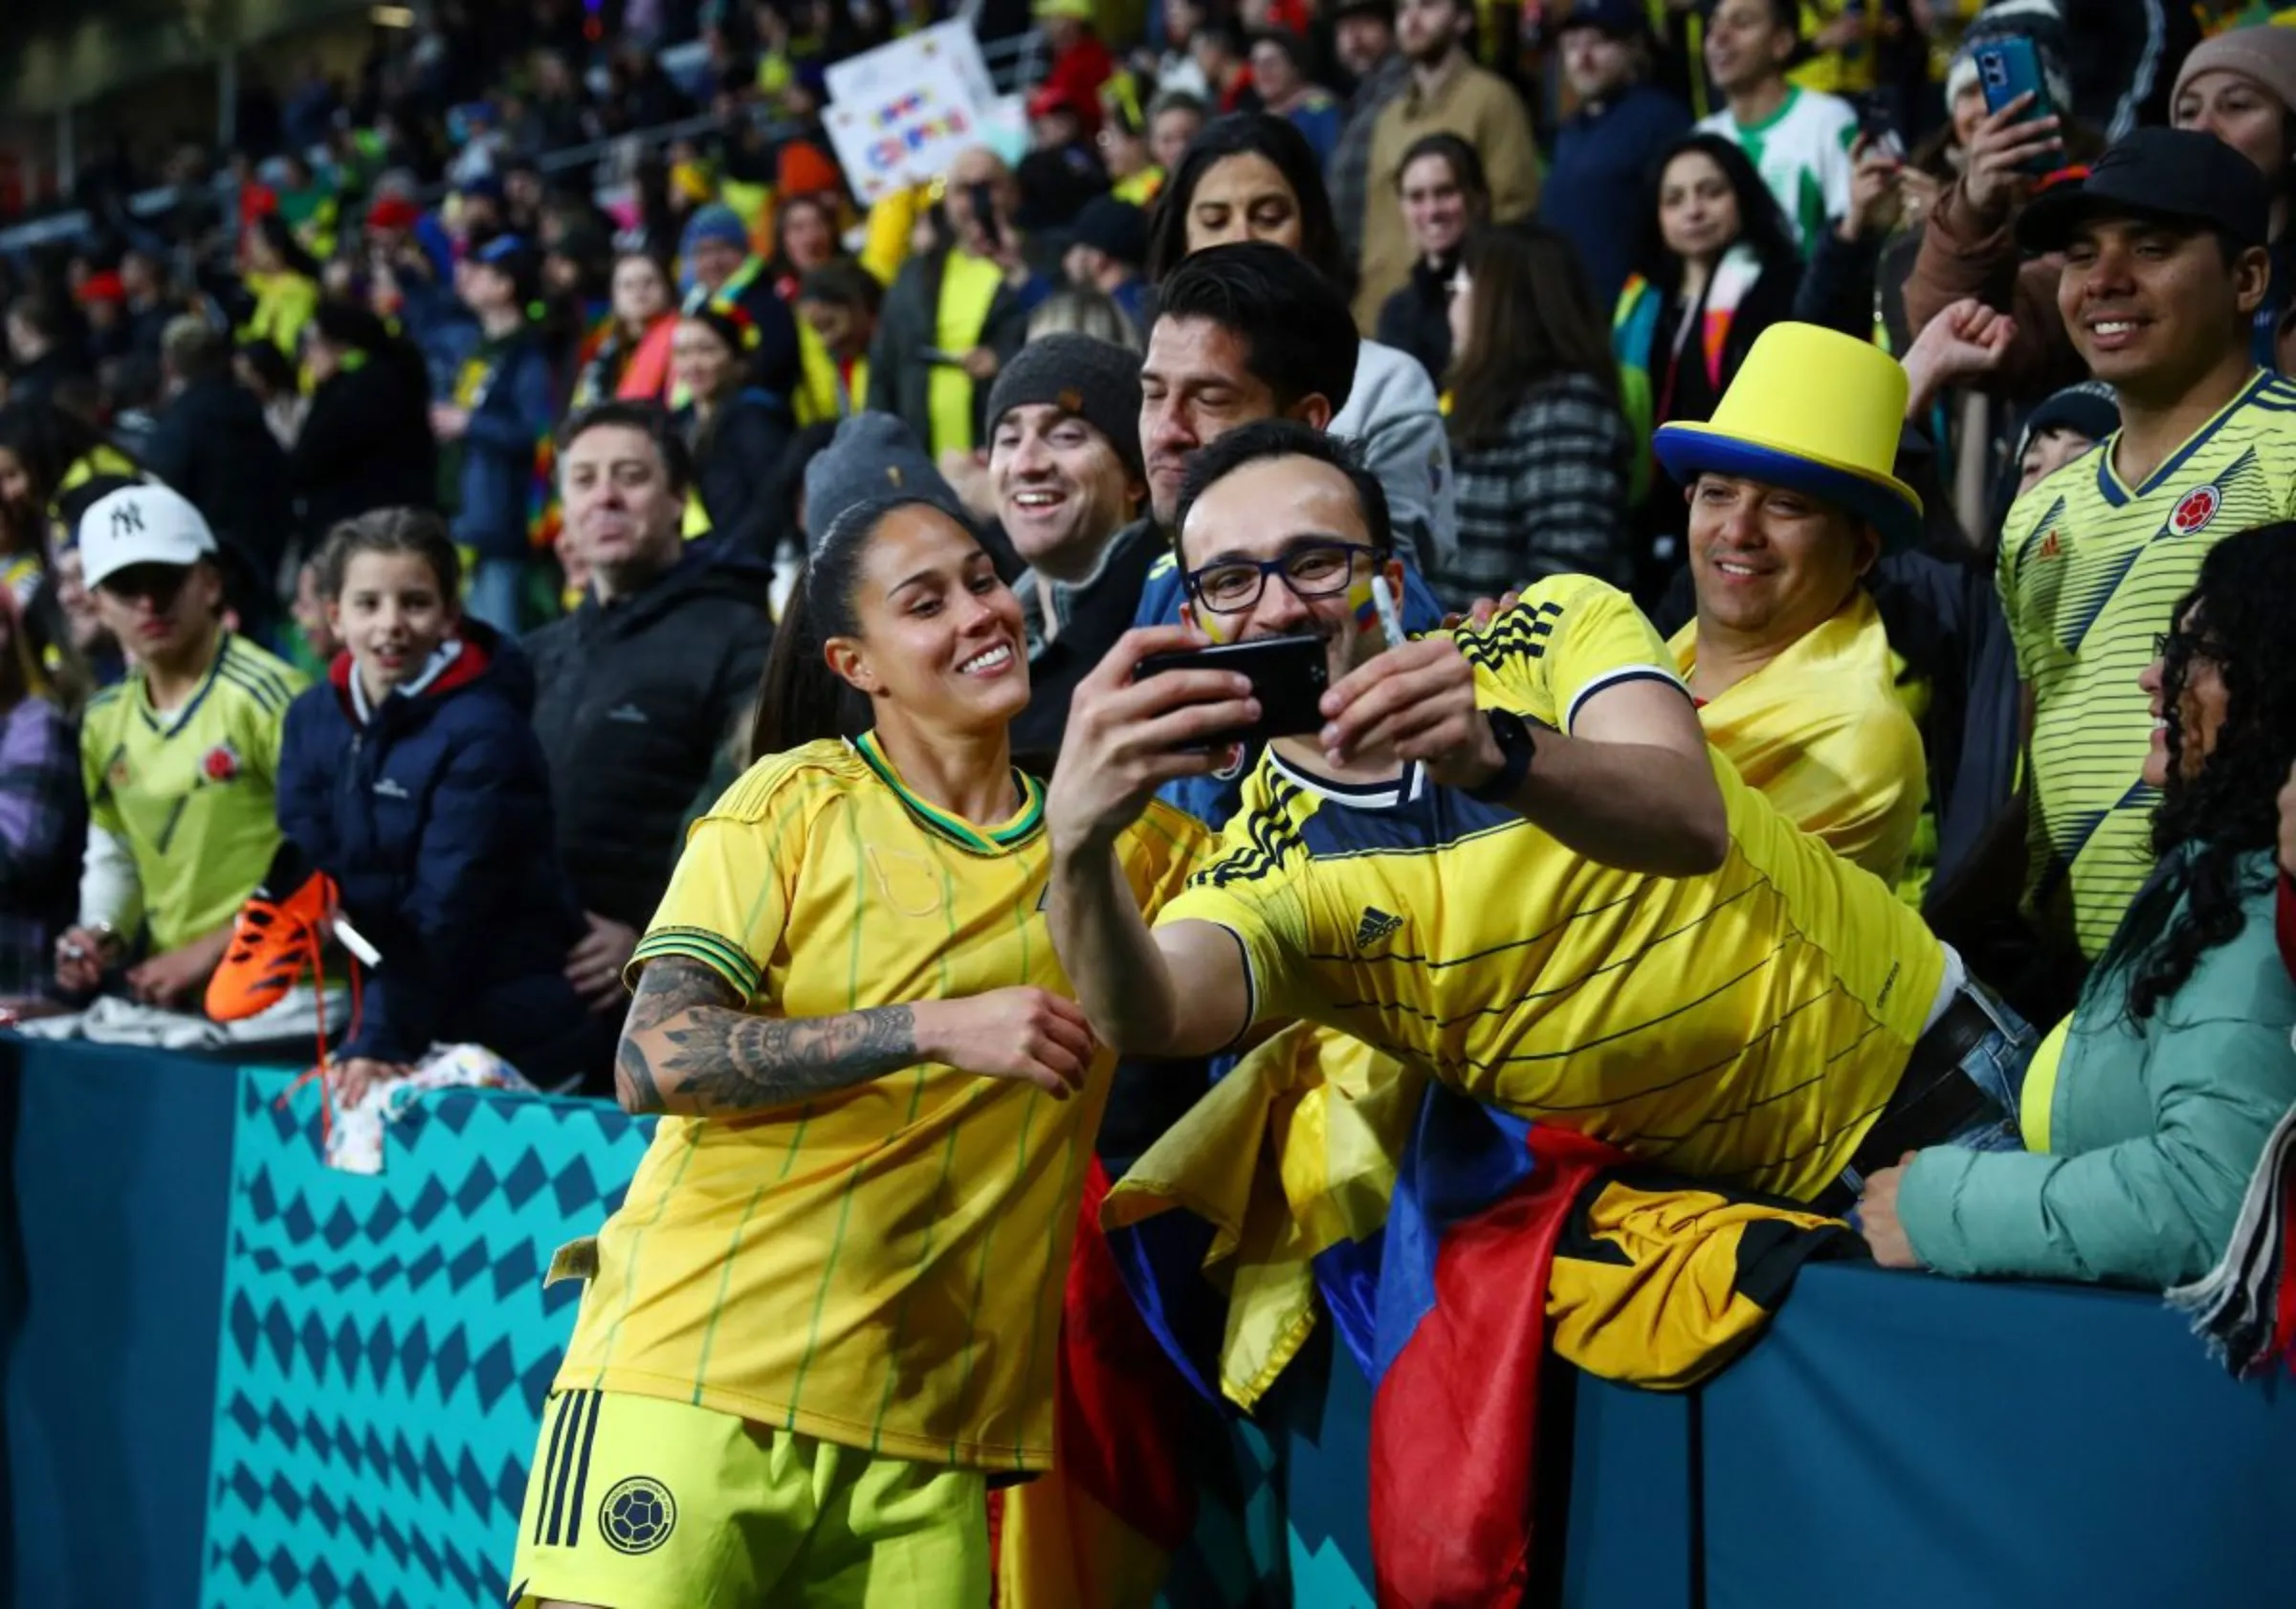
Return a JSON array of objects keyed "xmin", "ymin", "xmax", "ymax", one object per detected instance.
[
  {"xmin": 1195, "ymin": 606, "xmax": 1233, "ymax": 645},
  {"xmin": 1347, "ymin": 574, "xmax": 1381, "ymax": 638}
]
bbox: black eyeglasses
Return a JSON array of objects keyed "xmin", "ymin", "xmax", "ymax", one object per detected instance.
[{"xmin": 1184, "ymin": 541, "xmax": 1378, "ymax": 615}]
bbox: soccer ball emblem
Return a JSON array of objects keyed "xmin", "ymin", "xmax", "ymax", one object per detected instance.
[{"xmin": 600, "ymin": 1475, "xmax": 677, "ymax": 1554}]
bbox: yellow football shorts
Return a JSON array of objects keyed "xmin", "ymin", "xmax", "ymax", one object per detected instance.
[{"xmin": 505, "ymin": 1388, "xmax": 988, "ymax": 1609}]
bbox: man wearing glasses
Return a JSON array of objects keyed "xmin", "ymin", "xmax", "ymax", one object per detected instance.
[{"xmin": 1045, "ymin": 418, "xmax": 2032, "ymax": 1207}]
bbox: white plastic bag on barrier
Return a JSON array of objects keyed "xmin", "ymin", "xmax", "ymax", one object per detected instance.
[{"xmin": 325, "ymin": 1044, "xmax": 540, "ymax": 1176}]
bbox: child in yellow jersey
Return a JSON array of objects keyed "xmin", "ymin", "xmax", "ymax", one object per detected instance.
[
  {"xmin": 507, "ymin": 423, "xmax": 1202, "ymax": 1609},
  {"xmin": 52, "ymin": 484, "xmax": 301, "ymax": 1007}
]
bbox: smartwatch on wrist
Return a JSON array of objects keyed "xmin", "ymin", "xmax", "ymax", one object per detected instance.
[{"xmin": 1464, "ymin": 710, "xmax": 1536, "ymax": 804}]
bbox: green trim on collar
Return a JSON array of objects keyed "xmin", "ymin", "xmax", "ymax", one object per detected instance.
[{"xmin": 853, "ymin": 731, "xmax": 1044, "ymax": 853}]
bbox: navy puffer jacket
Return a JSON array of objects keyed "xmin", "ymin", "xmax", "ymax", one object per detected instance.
[{"xmin": 276, "ymin": 623, "xmax": 603, "ymax": 1088}]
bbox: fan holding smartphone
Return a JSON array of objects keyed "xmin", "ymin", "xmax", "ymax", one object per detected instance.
[{"xmin": 1957, "ymin": 28, "xmax": 2072, "ymax": 219}]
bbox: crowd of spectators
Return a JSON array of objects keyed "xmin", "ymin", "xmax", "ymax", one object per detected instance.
[
  {"xmin": 0, "ymin": 0, "xmax": 2293, "ymax": 1478},
  {"xmin": 5, "ymin": 0, "xmax": 2296, "ymax": 1594}
]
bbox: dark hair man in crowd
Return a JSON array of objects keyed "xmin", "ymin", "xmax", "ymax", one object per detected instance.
[
  {"xmin": 1540, "ymin": 0, "xmax": 1692, "ymax": 309},
  {"xmin": 1997, "ymin": 128, "xmax": 2292, "ymax": 983},
  {"xmin": 529, "ymin": 402, "xmax": 775, "ymax": 1020},
  {"xmin": 983, "ymin": 334, "xmax": 1154, "ymax": 765}
]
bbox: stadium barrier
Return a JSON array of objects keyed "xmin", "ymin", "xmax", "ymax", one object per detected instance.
[{"xmin": 3, "ymin": 1034, "xmax": 2290, "ymax": 1608}]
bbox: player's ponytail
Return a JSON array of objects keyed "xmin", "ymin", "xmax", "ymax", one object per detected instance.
[
  {"xmin": 748, "ymin": 491, "xmax": 909, "ymax": 759},
  {"xmin": 748, "ymin": 570, "xmax": 867, "ymax": 759}
]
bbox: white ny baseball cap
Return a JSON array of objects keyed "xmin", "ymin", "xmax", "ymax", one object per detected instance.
[{"xmin": 78, "ymin": 482, "xmax": 218, "ymax": 591}]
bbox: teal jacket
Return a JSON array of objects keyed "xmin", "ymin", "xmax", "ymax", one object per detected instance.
[{"xmin": 1902, "ymin": 848, "xmax": 2296, "ymax": 1289}]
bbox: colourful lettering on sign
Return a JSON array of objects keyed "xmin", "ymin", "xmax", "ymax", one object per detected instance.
[{"xmin": 865, "ymin": 106, "xmax": 972, "ymax": 170}]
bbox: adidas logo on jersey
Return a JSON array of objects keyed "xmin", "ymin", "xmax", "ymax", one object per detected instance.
[
  {"xmin": 1354, "ymin": 906, "xmax": 1402, "ymax": 952},
  {"xmin": 374, "ymin": 778, "xmax": 411, "ymax": 800},
  {"xmin": 2035, "ymin": 530, "xmax": 2064, "ymax": 560},
  {"xmin": 607, "ymin": 703, "xmax": 651, "ymax": 724}
]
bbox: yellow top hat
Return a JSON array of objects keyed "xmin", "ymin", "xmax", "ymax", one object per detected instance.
[
  {"xmin": 1653, "ymin": 322, "xmax": 1924, "ymax": 550},
  {"xmin": 1033, "ymin": 0, "xmax": 1098, "ymax": 21}
]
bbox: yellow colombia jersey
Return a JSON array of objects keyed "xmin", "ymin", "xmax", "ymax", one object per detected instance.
[
  {"xmin": 558, "ymin": 735, "xmax": 1204, "ymax": 1473},
  {"xmin": 1159, "ymin": 575, "xmax": 1948, "ymax": 1202},
  {"xmin": 81, "ymin": 631, "xmax": 302, "ymax": 951},
  {"xmin": 1668, "ymin": 587, "xmax": 1927, "ymax": 882},
  {"xmin": 1999, "ymin": 369, "xmax": 2296, "ymax": 958}
]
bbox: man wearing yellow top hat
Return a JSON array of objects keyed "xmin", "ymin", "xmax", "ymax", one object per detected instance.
[
  {"xmin": 1045, "ymin": 416, "xmax": 2034, "ymax": 1209},
  {"xmin": 1655, "ymin": 321, "xmax": 1928, "ymax": 884}
]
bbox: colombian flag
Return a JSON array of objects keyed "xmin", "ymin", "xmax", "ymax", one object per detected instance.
[
  {"xmin": 994, "ymin": 1158, "xmax": 1195, "ymax": 1609},
  {"xmin": 1366, "ymin": 1094, "xmax": 1622, "ymax": 1607},
  {"xmin": 1105, "ymin": 1035, "xmax": 1861, "ymax": 1609}
]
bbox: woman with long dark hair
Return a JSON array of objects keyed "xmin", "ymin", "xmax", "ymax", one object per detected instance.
[
  {"xmin": 1862, "ymin": 524, "xmax": 2296, "ymax": 1289},
  {"xmin": 763, "ymin": 192, "xmax": 842, "ymax": 304},
  {"xmin": 505, "ymin": 437, "xmax": 1204, "ymax": 1606},
  {"xmin": 1144, "ymin": 111, "xmax": 1455, "ymax": 566},
  {"xmin": 1614, "ymin": 131, "xmax": 1800, "ymax": 592},
  {"xmin": 1432, "ymin": 223, "xmax": 1633, "ymax": 606},
  {"xmin": 1375, "ymin": 132, "xmax": 1490, "ymax": 385},
  {"xmin": 671, "ymin": 301, "xmax": 795, "ymax": 562}
]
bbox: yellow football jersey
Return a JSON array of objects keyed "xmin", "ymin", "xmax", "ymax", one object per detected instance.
[
  {"xmin": 1669, "ymin": 588, "xmax": 1928, "ymax": 882},
  {"xmin": 1999, "ymin": 370, "xmax": 2296, "ymax": 957},
  {"xmin": 558, "ymin": 734, "xmax": 1203, "ymax": 1473},
  {"xmin": 1160, "ymin": 575, "xmax": 1947, "ymax": 1202},
  {"xmin": 80, "ymin": 631, "xmax": 303, "ymax": 951}
]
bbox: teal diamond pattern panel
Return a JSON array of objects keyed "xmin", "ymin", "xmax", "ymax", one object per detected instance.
[{"xmin": 200, "ymin": 1068, "xmax": 654, "ymax": 1609}]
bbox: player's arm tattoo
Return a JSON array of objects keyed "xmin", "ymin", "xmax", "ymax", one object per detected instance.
[{"xmin": 614, "ymin": 956, "xmax": 921, "ymax": 1117}]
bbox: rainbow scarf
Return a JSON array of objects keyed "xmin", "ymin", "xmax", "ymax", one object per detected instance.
[{"xmin": 1614, "ymin": 243, "xmax": 1766, "ymax": 497}]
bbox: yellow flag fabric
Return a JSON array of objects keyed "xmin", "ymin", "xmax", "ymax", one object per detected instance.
[
  {"xmin": 1105, "ymin": 1023, "xmax": 1426, "ymax": 1410},
  {"xmin": 1546, "ymin": 1171, "xmax": 1856, "ymax": 1389}
]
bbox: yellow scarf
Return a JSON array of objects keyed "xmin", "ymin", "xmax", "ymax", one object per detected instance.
[{"xmin": 794, "ymin": 320, "xmax": 870, "ymax": 427}]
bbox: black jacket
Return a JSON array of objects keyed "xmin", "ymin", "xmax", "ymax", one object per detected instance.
[
  {"xmin": 1010, "ymin": 519, "xmax": 1163, "ymax": 772},
  {"xmin": 142, "ymin": 374, "xmax": 295, "ymax": 576},
  {"xmin": 291, "ymin": 345, "xmax": 439, "ymax": 548},
  {"xmin": 1377, "ymin": 255, "xmax": 1455, "ymax": 388},
  {"xmin": 525, "ymin": 549, "xmax": 775, "ymax": 931},
  {"xmin": 683, "ymin": 389, "xmax": 795, "ymax": 563}
]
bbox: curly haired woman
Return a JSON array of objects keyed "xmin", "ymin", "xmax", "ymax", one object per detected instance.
[{"xmin": 1861, "ymin": 523, "xmax": 2296, "ymax": 1289}]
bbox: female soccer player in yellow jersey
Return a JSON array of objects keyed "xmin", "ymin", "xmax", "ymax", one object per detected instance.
[{"xmin": 505, "ymin": 421, "xmax": 1211, "ymax": 1609}]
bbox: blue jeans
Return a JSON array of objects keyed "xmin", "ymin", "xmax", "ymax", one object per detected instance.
[
  {"xmin": 1943, "ymin": 981, "xmax": 2039, "ymax": 1155},
  {"xmin": 465, "ymin": 558, "xmax": 527, "ymax": 637},
  {"xmin": 1843, "ymin": 981, "xmax": 2036, "ymax": 1204}
]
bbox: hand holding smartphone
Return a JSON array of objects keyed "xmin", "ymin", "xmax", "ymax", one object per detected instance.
[
  {"xmin": 1974, "ymin": 36, "xmax": 2061, "ymax": 175},
  {"xmin": 1135, "ymin": 634, "xmax": 1330, "ymax": 750}
]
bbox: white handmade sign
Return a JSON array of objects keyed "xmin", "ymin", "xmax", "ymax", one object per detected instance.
[{"xmin": 822, "ymin": 23, "xmax": 998, "ymax": 205}]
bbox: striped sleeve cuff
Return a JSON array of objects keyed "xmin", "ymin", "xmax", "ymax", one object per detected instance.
[{"xmin": 627, "ymin": 926, "xmax": 763, "ymax": 1001}]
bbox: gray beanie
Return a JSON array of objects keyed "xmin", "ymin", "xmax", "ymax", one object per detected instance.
[
  {"xmin": 984, "ymin": 334, "xmax": 1145, "ymax": 475},
  {"xmin": 802, "ymin": 412, "xmax": 968, "ymax": 551}
]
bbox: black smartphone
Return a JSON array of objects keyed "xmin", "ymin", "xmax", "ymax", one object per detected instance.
[
  {"xmin": 969, "ymin": 181, "xmax": 1003, "ymax": 251},
  {"xmin": 1855, "ymin": 93, "xmax": 1904, "ymax": 162},
  {"xmin": 1975, "ymin": 36, "xmax": 2058, "ymax": 174},
  {"xmin": 1135, "ymin": 633, "xmax": 1329, "ymax": 749}
]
